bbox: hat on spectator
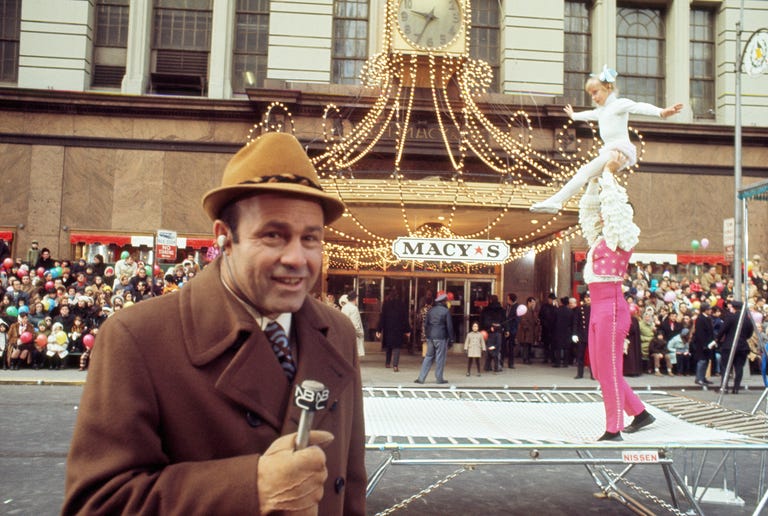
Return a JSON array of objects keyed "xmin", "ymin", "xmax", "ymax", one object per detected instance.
[
  {"xmin": 681, "ymin": 328, "xmax": 690, "ymax": 337},
  {"xmin": 0, "ymin": 321, "xmax": 8, "ymax": 329},
  {"xmin": 700, "ymin": 302, "xmax": 711, "ymax": 312},
  {"xmin": 435, "ymin": 291, "xmax": 448, "ymax": 302},
  {"xmin": 202, "ymin": 132, "xmax": 345, "ymax": 224},
  {"xmin": 731, "ymin": 300, "xmax": 744, "ymax": 309},
  {"xmin": 347, "ymin": 291, "xmax": 357, "ymax": 302},
  {"xmin": 338, "ymin": 294, "xmax": 348, "ymax": 306}
]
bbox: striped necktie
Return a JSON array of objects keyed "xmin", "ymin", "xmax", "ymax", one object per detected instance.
[{"xmin": 264, "ymin": 321, "xmax": 296, "ymax": 381}]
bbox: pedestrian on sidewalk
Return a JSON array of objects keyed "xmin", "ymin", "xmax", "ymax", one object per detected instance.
[
  {"xmin": 464, "ymin": 321, "xmax": 485, "ymax": 376},
  {"xmin": 415, "ymin": 291, "xmax": 454, "ymax": 384}
]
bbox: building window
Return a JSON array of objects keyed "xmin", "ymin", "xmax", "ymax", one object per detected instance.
[
  {"xmin": 93, "ymin": 0, "xmax": 130, "ymax": 88},
  {"xmin": 332, "ymin": 0, "xmax": 368, "ymax": 85},
  {"xmin": 564, "ymin": 0, "xmax": 591, "ymax": 106},
  {"xmin": 617, "ymin": 7, "xmax": 665, "ymax": 106},
  {"xmin": 0, "ymin": 0, "xmax": 21, "ymax": 83},
  {"xmin": 690, "ymin": 8, "xmax": 715, "ymax": 119},
  {"xmin": 470, "ymin": 0, "xmax": 500, "ymax": 92},
  {"xmin": 232, "ymin": 0, "xmax": 269, "ymax": 93},
  {"xmin": 151, "ymin": 0, "xmax": 213, "ymax": 96}
]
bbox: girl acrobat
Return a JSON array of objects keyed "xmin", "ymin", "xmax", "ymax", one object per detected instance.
[{"xmin": 531, "ymin": 65, "xmax": 683, "ymax": 214}]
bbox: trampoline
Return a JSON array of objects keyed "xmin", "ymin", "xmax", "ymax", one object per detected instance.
[{"xmin": 364, "ymin": 387, "xmax": 768, "ymax": 515}]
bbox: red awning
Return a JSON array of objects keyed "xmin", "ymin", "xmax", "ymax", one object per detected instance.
[
  {"xmin": 70, "ymin": 233, "xmax": 132, "ymax": 246},
  {"xmin": 181, "ymin": 237, "xmax": 214, "ymax": 250},
  {"xmin": 0, "ymin": 231, "xmax": 13, "ymax": 241},
  {"xmin": 677, "ymin": 253, "xmax": 728, "ymax": 265}
]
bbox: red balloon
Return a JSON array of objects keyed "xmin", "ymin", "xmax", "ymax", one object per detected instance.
[
  {"xmin": 2, "ymin": 258, "xmax": 12, "ymax": 269},
  {"xmin": 20, "ymin": 331, "xmax": 34, "ymax": 344},
  {"xmin": 83, "ymin": 334, "xmax": 95, "ymax": 350},
  {"xmin": 35, "ymin": 334, "xmax": 47, "ymax": 347},
  {"xmin": 480, "ymin": 330, "xmax": 489, "ymax": 341},
  {"xmin": 446, "ymin": 292, "xmax": 455, "ymax": 301},
  {"xmin": 16, "ymin": 268, "xmax": 28, "ymax": 278},
  {"xmin": 44, "ymin": 281, "xmax": 55, "ymax": 291},
  {"xmin": 37, "ymin": 267, "xmax": 45, "ymax": 278},
  {"xmin": 153, "ymin": 265, "xmax": 162, "ymax": 276}
]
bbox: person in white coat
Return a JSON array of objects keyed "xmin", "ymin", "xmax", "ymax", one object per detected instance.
[{"xmin": 341, "ymin": 291, "xmax": 365, "ymax": 357}]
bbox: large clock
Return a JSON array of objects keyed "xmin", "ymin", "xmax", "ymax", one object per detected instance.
[
  {"xmin": 741, "ymin": 29, "xmax": 768, "ymax": 77},
  {"xmin": 390, "ymin": 0, "xmax": 467, "ymax": 55}
]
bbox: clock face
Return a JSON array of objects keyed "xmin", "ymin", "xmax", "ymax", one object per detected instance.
[
  {"xmin": 397, "ymin": 0, "xmax": 463, "ymax": 51},
  {"xmin": 742, "ymin": 29, "xmax": 768, "ymax": 77}
]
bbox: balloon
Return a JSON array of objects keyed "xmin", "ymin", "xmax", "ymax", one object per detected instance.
[
  {"xmin": 2, "ymin": 258, "xmax": 12, "ymax": 269},
  {"xmin": 145, "ymin": 265, "xmax": 152, "ymax": 276},
  {"xmin": 37, "ymin": 267, "xmax": 45, "ymax": 278},
  {"xmin": 446, "ymin": 292, "xmax": 455, "ymax": 301},
  {"xmin": 44, "ymin": 281, "xmax": 54, "ymax": 291},
  {"xmin": 700, "ymin": 238, "xmax": 709, "ymax": 249},
  {"xmin": 153, "ymin": 265, "xmax": 162, "ymax": 276},
  {"xmin": 516, "ymin": 304, "xmax": 528, "ymax": 317},
  {"xmin": 480, "ymin": 330, "xmax": 489, "ymax": 341},
  {"xmin": 50, "ymin": 267, "xmax": 60, "ymax": 279},
  {"xmin": 752, "ymin": 312, "xmax": 763, "ymax": 326},
  {"xmin": 663, "ymin": 291, "xmax": 676, "ymax": 303},
  {"xmin": 715, "ymin": 281, "xmax": 724, "ymax": 293},
  {"xmin": 83, "ymin": 334, "xmax": 95, "ymax": 350},
  {"xmin": 16, "ymin": 268, "xmax": 28, "ymax": 278},
  {"xmin": 20, "ymin": 331, "xmax": 34, "ymax": 344},
  {"xmin": 35, "ymin": 334, "xmax": 48, "ymax": 347},
  {"xmin": 18, "ymin": 305, "xmax": 29, "ymax": 315},
  {"xmin": 691, "ymin": 239, "xmax": 700, "ymax": 250},
  {"xmin": 55, "ymin": 331, "xmax": 68, "ymax": 345},
  {"xmin": 6, "ymin": 306, "xmax": 18, "ymax": 318},
  {"xmin": 120, "ymin": 251, "xmax": 129, "ymax": 260}
]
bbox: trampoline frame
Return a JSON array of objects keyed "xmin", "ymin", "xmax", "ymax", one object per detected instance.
[{"xmin": 364, "ymin": 387, "xmax": 768, "ymax": 515}]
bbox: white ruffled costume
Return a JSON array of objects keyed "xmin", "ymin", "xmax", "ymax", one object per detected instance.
[{"xmin": 532, "ymin": 92, "xmax": 665, "ymax": 214}]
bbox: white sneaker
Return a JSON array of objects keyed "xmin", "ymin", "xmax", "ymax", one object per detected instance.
[{"xmin": 530, "ymin": 201, "xmax": 562, "ymax": 214}]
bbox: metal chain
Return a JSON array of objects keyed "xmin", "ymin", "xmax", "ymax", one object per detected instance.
[
  {"xmin": 374, "ymin": 466, "xmax": 470, "ymax": 516},
  {"xmin": 598, "ymin": 466, "xmax": 690, "ymax": 516}
]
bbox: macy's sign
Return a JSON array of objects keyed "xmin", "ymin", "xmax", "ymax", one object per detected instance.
[{"xmin": 392, "ymin": 237, "xmax": 510, "ymax": 263}]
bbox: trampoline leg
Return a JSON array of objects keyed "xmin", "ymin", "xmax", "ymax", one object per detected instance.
[
  {"xmin": 750, "ymin": 388, "xmax": 768, "ymax": 415},
  {"xmin": 665, "ymin": 462, "xmax": 705, "ymax": 516},
  {"xmin": 753, "ymin": 483, "xmax": 768, "ymax": 516},
  {"xmin": 366, "ymin": 452, "xmax": 395, "ymax": 498},
  {"xmin": 660, "ymin": 463, "xmax": 679, "ymax": 509}
]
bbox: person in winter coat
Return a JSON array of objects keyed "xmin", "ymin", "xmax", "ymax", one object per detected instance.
[
  {"xmin": 718, "ymin": 300, "xmax": 754, "ymax": 394},
  {"xmin": 516, "ymin": 297, "xmax": 540, "ymax": 365},
  {"xmin": 464, "ymin": 321, "xmax": 486, "ymax": 376},
  {"xmin": 376, "ymin": 289, "xmax": 411, "ymax": 372}
]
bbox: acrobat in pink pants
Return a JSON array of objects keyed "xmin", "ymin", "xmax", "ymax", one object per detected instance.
[{"xmin": 588, "ymin": 281, "xmax": 645, "ymax": 432}]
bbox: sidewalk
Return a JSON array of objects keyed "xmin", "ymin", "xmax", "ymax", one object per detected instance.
[{"xmin": 1, "ymin": 347, "xmax": 764, "ymax": 394}]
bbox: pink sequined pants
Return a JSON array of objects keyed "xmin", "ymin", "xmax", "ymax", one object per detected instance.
[{"xmin": 588, "ymin": 282, "xmax": 645, "ymax": 432}]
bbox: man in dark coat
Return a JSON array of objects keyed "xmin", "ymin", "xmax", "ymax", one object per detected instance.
[
  {"xmin": 376, "ymin": 289, "xmax": 411, "ymax": 371},
  {"xmin": 691, "ymin": 302, "xmax": 716, "ymax": 386},
  {"xmin": 572, "ymin": 292, "xmax": 591, "ymax": 378},
  {"xmin": 64, "ymin": 133, "xmax": 366, "ymax": 515},
  {"xmin": 718, "ymin": 300, "xmax": 754, "ymax": 394},
  {"xmin": 551, "ymin": 296, "xmax": 575, "ymax": 367},
  {"xmin": 416, "ymin": 291, "xmax": 454, "ymax": 384},
  {"xmin": 480, "ymin": 294, "xmax": 506, "ymax": 371},
  {"xmin": 503, "ymin": 293, "xmax": 520, "ymax": 369},
  {"xmin": 538, "ymin": 293, "xmax": 558, "ymax": 363}
]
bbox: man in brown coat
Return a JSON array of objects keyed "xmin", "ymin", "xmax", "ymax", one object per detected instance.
[{"xmin": 63, "ymin": 132, "xmax": 366, "ymax": 515}]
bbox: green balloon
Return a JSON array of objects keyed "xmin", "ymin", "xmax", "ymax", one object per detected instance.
[
  {"xmin": 6, "ymin": 306, "xmax": 18, "ymax": 317},
  {"xmin": 691, "ymin": 239, "xmax": 700, "ymax": 250}
]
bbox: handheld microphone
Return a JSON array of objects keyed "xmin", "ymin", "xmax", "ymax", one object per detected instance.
[{"xmin": 294, "ymin": 379, "xmax": 329, "ymax": 450}]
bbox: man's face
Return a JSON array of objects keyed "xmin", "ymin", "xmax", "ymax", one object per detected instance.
[{"xmin": 220, "ymin": 194, "xmax": 324, "ymax": 319}]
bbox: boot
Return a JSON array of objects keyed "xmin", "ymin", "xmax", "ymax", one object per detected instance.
[{"xmin": 11, "ymin": 358, "xmax": 19, "ymax": 370}]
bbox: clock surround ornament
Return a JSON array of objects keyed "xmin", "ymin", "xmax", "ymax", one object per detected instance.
[{"xmin": 389, "ymin": 0, "xmax": 468, "ymax": 55}]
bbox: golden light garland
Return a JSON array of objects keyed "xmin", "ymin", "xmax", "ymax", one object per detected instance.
[{"xmin": 245, "ymin": 0, "xmax": 646, "ymax": 271}]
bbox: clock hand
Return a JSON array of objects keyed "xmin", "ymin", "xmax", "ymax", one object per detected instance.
[
  {"xmin": 414, "ymin": 8, "xmax": 438, "ymax": 44},
  {"xmin": 409, "ymin": 9, "xmax": 431, "ymax": 18}
]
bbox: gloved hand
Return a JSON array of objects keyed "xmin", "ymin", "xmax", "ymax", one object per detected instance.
[
  {"xmin": 707, "ymin": 340, "xmax": 717, "ymax": 350},
  {"xmin": 257, "ymin": 430, "xmax": 334, "ymax": 514},
  {"xmin": 623, "ymin": 339, "xmax": 629, "ymax": 355},
  {"xmin": 571, "ymin": 335, "xmax": 578, "ymax": 343}
]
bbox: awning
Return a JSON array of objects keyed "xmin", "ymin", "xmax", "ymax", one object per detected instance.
[
  {"xmin": 0, "ymin": 231, "xmax": 13, "ymax": 241},
  {"xmin": 573, "ymin": 250, "xmax": 728, "ymax": 265},
  {"xmin": 70, "ymin": 233, "xmax": 213, "ymax": 250},
  {"xmin": 70, "ymin": 233, "xmax": 153, "ymax": 247}
]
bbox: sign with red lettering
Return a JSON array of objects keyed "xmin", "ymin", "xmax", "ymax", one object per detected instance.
[
  {"xmin": 155, "ymin": 230, "xmax": 177, "ymax": 261},
  {"xmin": 621, "ymin": 450, "xmax": 660, "ymax": 463}
]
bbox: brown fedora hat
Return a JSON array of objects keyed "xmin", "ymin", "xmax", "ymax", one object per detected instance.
[{"xmin": 202, "ymin": 132, "xmax": 345, "ymax": 223}]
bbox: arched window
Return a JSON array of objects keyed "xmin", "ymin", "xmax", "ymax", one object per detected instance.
[
  {"xmin": 617, "ymin": 7, "xmax": 665, "ymax": 105},
  {"xmin": 332, "ymin": 0, "xmax": 369, "ymax": 85},
  {"xmin": 470, "ymin": 0, "xmax": 500, "ymax": 92}
]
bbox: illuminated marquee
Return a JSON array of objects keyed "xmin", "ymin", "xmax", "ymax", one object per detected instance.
[{"xmin": 392, "ymin": 237, "xmax": 510, "ymax": 263}]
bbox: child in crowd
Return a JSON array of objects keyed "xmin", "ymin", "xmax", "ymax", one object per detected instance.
[
  {"xmin": 667, "ymin": 327, "xmax": 691, "ymax": 375},
  {"xmin": 464, "ymin": 321, "xmax": 486, "ymax": 377},
  {"xmin": 484, "ymin": 323, "xmax": 503, "ymax": 373},
  {"xmin": 649, "ymin": 330, "xmax": 674, "ymax": 376},
  {"xmin": 531, "ymin": 65, "xmax": 683, "ymax": 214}
]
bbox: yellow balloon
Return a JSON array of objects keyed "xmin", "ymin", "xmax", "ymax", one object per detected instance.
[{"xmin": 56, "ymin": 331, "xmax": 68, "ymax": 345}]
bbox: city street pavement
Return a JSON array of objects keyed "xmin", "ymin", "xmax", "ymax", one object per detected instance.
[{"xmin": 1, "ymin": 346, "xmax": 766, "ymax": 515}]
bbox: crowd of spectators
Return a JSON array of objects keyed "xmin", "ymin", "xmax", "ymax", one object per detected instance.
[
  {"xmin": 0, "ymin": 239, "xmax": 211, "ymax": 371},
  {"xmin": 538, "ymin": 259, "xmax": 768, "ymax": 385}
]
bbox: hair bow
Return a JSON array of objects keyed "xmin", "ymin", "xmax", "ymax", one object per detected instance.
[{"xmin": 597, "ymin": 65, "xmax": 618, "ymax": 83}]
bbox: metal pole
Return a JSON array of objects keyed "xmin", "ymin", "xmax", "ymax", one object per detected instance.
[{"xmin": 733, "ymin": 1, "xmax": 744, "ymax": 302}]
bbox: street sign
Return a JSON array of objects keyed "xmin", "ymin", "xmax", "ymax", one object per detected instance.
[{"xmin": 156, "ymin": 229, "xmax": 178, "ymax": 261}]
